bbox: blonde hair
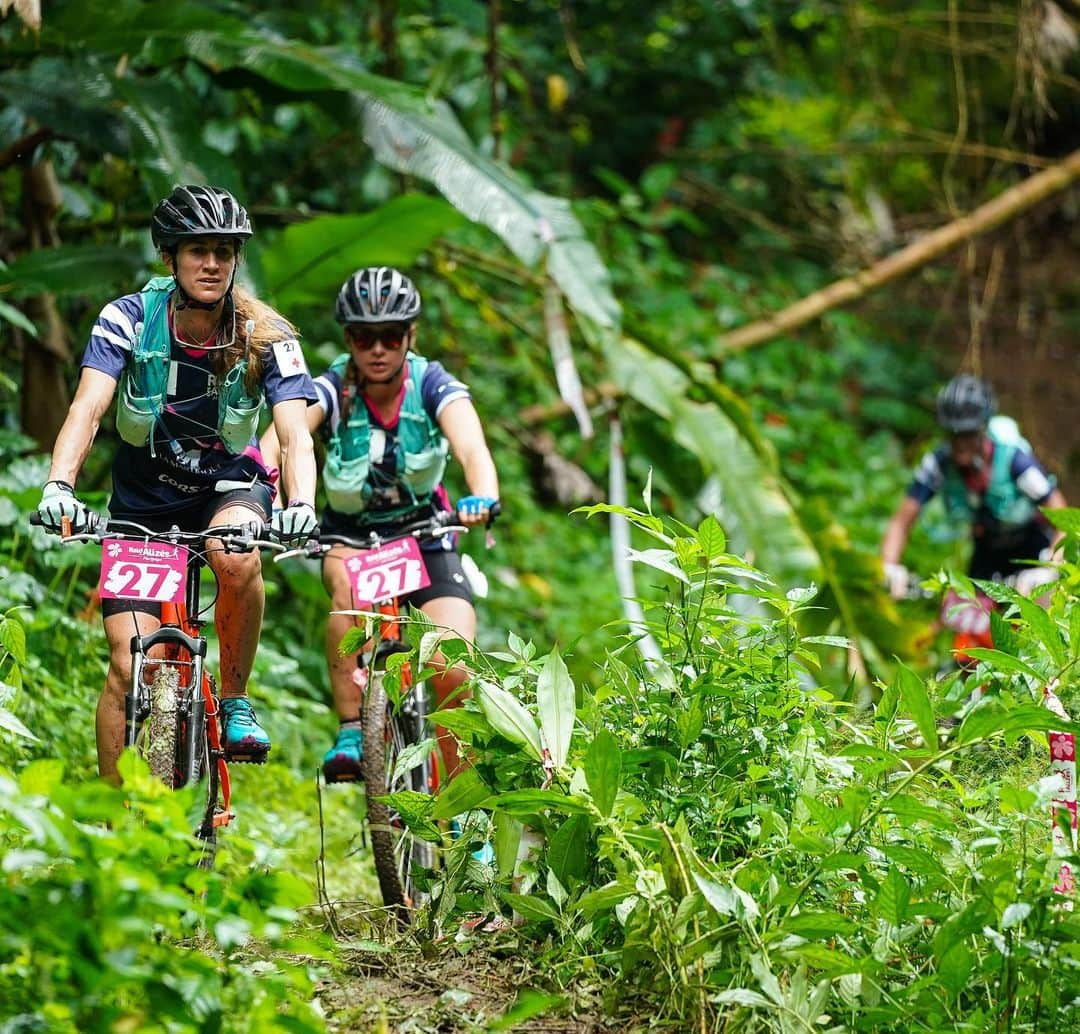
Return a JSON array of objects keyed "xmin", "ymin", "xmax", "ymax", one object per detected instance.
[{"xmin": 215, "ymin": 286, "xmax": 298, "ymax": 394}]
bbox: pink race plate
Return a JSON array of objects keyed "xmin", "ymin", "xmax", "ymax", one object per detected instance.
[
  {"xmin": 99, "ymin": 540, "xmax": 189, "ymax": 604},
  {"xmin": 345, "ymin": 537, "xmax": 430, "ymax": 608}
]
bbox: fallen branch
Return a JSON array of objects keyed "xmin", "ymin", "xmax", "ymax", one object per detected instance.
[
  {"xmin": 715, "ymin": 147, "xmax": 1080, "ymax": 355},
  {"xmin": 517, "ymin": 381, "xmax": 621, "ymax": 425}
]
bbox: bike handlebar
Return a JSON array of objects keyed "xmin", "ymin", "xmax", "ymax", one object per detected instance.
[
  {"xmin": 272, "ymin": 504, "xmax": 501, "ymax": 563},
  {"xmin": 30, "ymin": 513, "xmax": 284, "ymax": 553}
]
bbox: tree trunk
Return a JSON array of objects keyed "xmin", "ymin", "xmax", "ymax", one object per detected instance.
[
  {"xmin": 715, "ymin": 148, "xmax": 1080, "ymax": 355},
  {"xmin": 21, "ymin": 159, "xmax": 72, "ymax": 450},
  {"xmin": 488, "ymin": 0, "xmax": 502, "ymax": 161},
  {"xmin": 375, "ymin": 0, "xmax": 399, "ymax": 79}
]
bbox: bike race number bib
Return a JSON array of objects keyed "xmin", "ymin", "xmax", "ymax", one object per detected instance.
[
  {"xmin": 345, "ymin": 536, "xmax": 430, "ymax": 608},
  {"xmin": 99, "ymin": 540, "xmax": 189, "ymax": 604}
]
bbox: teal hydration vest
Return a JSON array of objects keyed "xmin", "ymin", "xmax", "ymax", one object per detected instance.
[
  {"xmin": 323, "ymin": 352, "xmax": 449, "ymax": 517},
  {"xmin": 115, "ymin": 277, "xmax": 263, "ymax": 456},
  {"xmin": 942, "ymin": 415, "xmax": 1050, "ymax": 528}
]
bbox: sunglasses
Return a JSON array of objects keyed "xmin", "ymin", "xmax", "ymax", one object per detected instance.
[{"xmin": 347, "ymin": 324, "xmax": 411, "ymax": 351}]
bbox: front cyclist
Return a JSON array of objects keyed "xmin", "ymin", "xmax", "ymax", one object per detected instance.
[
  {"xmin": 881, "ymin": 373, "xmax": 1066, "ymax": 598},
  {"xmin": 36, "ymin": 185, "xmax": 319, "ymax": 782},
  {"xmin": 260, "ymin": 267, "xmax": 499, "ymax": 783}
]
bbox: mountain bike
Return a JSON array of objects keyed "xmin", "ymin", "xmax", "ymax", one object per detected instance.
[
  {"xmin": 901, "ymin": 572, "xmax": 1076, "ymax": 896},
  {"xmin": 32, "ymin": 512, "xmax": 284, "ymax": 861},
  {"xmin": 277, "ymin": 510, "xmax": 475, "ymax": 922}
]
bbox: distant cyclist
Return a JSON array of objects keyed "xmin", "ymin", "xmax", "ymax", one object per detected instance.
[
  {"xmin": 882, "ymin": 373, "xmax": 1066, "ymax": 599},
  {"xmin": 37, "ymin": 185, "xmax": 319, "ymax": 781},
  {"xmin": 260, "ymin": 267, "xmax": 499, "ymax": 783}
]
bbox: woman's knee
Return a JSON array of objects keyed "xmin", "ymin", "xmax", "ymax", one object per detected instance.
[
  {"xmin": 322, "ymin": 563, "xmax": 353, "ymax": 606},
  {"xmin": 213, "ymin": 550, "xmax": 263, "ymax": 592},
  {"xmin": 419, "ymin": 597, "xmax": 477, "ymax": 643}
]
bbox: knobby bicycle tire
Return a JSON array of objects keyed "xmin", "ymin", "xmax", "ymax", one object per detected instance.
[
  {"xmin": 144, "ymin": 664, "xmax": 181, "ymax": 786},
  {"xmin": 362, "ymin": 673, "xmax": 437, "ymax": 922}
]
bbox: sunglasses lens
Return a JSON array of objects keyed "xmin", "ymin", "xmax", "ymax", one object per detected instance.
[{"xmin": 350, "ymin": 325, "xmax": 408, "ymax": 350}]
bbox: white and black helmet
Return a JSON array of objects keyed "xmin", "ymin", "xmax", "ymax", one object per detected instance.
[
  {"xmin": 335, "ymin": 267, "xmax": 422, "ymax": 324},
  {"xmin": 151, "ymin": 185, "xmax": 253, "ymax": 251},
  {"xmin": 936, "ymin": 374, "xmax": 996, "ymax": 433}
]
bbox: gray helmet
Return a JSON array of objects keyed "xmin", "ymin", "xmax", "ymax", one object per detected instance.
[
  {"xmin": 936, "ymin": 374, "xmax": 996, "ymax": 433},
  {"xmin": 151, "ymin": 185, "xmax": 253, "ymax": 250},
  {"xmin": 335, "ymin": 267, "xmax": 422, "ymax": 324}
]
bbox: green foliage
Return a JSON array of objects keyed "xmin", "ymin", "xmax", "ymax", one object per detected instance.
[
  {"xmin": 387, "ymin": 507, "xmax": 1080, "ymax": 1030},
  {"xmin": 0, "ymin": 606, "xmax": 33, "ymax": 742},
  {"xmin": 262, "ymin": 195, "xmax": 464, "ymax": 308},
  {"xmin": 3, "ymin": 1, "xmax": 1079, "ymax": 1023},
  {"xmin": 0, "ymin": 757, "xmax": 325, "ymax": 1032},
  {"xmin": 0, "ymin": 482, "xmax": 398, "ymax": 1030},
  {"xmin": 0, "ymin": 244, "xmax": 147, "ymax": 300}
]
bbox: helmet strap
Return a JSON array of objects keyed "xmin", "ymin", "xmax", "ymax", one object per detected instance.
[{"xmin": 371, "ymin": 348, "xmax": 411, "ymax": 386}]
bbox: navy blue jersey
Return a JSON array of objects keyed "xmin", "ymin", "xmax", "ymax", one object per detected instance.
[
  {"xmin": 83, "ymin": 291, "xmax": 317, "ymax": 516},
  {"xmin": 313, "ymin": 357, "xmax": 470, "ymax": 546},
  {"xmin": 906, "ymin": 443, "xmax": 1055, "ymax": 507}
]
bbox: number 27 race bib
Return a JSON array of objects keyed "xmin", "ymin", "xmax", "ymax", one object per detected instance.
[
  {"xmin": 99, "ymin": 540, "xmax": 189, "ymax": 604},
  {"xmin": 345, "ymin": 537, "xmax": 430, "ymax": 609}
]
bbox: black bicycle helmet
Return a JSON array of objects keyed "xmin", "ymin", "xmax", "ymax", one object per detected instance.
[
  {"xmin": 334, "ymin": 267, "xmax": 422, "ymax": 324},
  {"xmin": 936, "ymin": 374, "xmax": 996, "ymax": 433},
  {"xmin": 151, "ymin": 185, "xmax": 253, "ymax": 251}
]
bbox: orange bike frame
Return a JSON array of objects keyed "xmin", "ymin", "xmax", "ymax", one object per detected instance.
[
  {"xmin": 159, "ymin": 599, "xmax": 231, "ymax": 827},
  {"xmin": 364, "ymin": 592, "xmax": 440, "ymax": 794}
]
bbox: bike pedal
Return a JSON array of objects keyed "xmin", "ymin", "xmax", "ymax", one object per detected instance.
[
  {"xmin": 224, "ymin": 750, "xmax": 270, "ymax": 765},
  {"xmin": 323, "ymin": 772, "xmax": 362, "ymax": 785}
]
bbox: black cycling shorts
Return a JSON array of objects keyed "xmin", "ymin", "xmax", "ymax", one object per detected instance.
[
  {"xmin": 101, "ymin": 482, "xmax": 274, "ymax": 620},
  {"xmin": 969, "ymin": 521, "xmax": 1054, "ymax": 581}
]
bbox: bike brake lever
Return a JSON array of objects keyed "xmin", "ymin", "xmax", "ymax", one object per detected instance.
[
  {"xmin": 272, "ymin": 546, "xmax": 309, "ymax": 563},
  {"xmin": 433, "ymin": 524, "xmax": 468, "ymax": 537}
]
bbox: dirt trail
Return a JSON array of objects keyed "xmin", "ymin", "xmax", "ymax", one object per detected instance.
[{"xmin": 311, "ymin": 920, "xmax": 643, "ymax": 1034}]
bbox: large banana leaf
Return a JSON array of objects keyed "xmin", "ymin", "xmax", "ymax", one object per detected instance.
[
  {"xmin": 0, "ymin": 244, "xmax": 146, "ymax": 299},
  {"xmin": 605, "ymin": 335, "xmax": 817, "ymax": 586},
  {"xmin": 0, "ymin": 57, "xmax": 128, "ymax": 154},
  {"xmin": 544, "ymin": 280, "xmax": 593, "ymax": 438},
  {"xmin": 605, "ymin": 334, "xmax": 916, "ymax": 669},
  {"xmin": 359, "ymin": 96, "xmax": 621, "ymax": 332},
  {"xmin": 33, "ymin": 1, "xmax": 621, "ymax": 338},
  {"xmin": 111, "ymin": 75, "xmax": 236, "ymax": 200},
  {"xmin": 260, "ymin": 195, "xmax": 465, "ymax": 310}
]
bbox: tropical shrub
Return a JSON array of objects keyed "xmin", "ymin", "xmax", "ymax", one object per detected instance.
[
  {"xmin": 395, "ymin": 503, "xmax": 1080, "ymax": 1031},
  {"xmin": 0, "ymin": 756, "xmax": 325, "ymax": 1032}
]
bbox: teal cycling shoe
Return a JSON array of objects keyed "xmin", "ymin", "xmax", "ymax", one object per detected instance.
[
  {"xmin": 323, "ymin": 726, "xmax": 364, "ymax": 784},
  {"xmin": 219, "ymin": 697, "xmax": 270, "ymax": 764},
  {"xmin": 451, "ymin": 813, "xmax": 495, "ymax": 865},
  {"xmin": 472, "ymin": 841, "xmax": 495, "ymax": 865}
]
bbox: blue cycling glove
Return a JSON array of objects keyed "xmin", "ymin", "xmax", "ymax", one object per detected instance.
[{"xmin": 456, "ymin": 496, "xmax": 498, "ymax": 523}]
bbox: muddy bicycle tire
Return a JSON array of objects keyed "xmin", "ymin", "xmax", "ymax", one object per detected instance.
[
  {"xmin": 144, "ymin": 664, "xmax": 181, "ymax": 786},
  {"xmin": 362, "ymin": 673, "xmax": 437, "ymax": 922}
]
